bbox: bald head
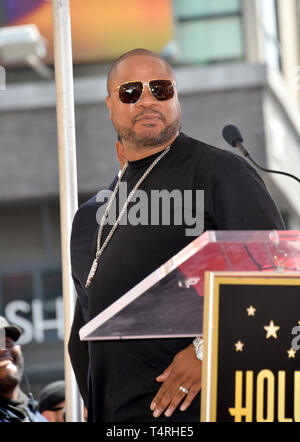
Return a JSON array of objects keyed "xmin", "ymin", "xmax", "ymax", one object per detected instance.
[{"xmin": 106, "ymin": 48, "xmax": 174, "ymax": 94}]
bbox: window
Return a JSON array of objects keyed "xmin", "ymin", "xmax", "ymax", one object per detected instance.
[
  {"xmin": 0, "ymin": 267, "xmax": 63, "ymax": 345},
  {"xmin": 40, "ymin": 271, "xmax": 64, "ymax": 342},
  {"xmin": 172, "ymin": 0, "xmax": 244, "ymax": 65},
  {"xmin": 2, "ymin": 273, "xmax": 34, "ymax": 323}
]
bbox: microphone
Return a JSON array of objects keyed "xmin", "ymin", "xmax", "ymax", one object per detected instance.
[{"xmin": 222, "ymin": 125, "xmax": 300, "ymax": 184}]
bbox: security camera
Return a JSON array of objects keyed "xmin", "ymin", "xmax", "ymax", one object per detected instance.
[{"xmin": 0, "ymin": 24, "xmax": 52, "ymax": 79}]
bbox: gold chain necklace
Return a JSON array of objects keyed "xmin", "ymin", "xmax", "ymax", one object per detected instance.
[{"xmin": 85, "ymin": 145, "xmax": 171, "ymax": 288}]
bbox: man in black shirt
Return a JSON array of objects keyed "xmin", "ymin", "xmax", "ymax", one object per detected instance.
[{"xmin": 69, "ymin": 48, "xmax": 284, "ymax": 422}]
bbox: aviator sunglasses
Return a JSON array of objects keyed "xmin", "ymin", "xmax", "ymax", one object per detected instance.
[{"xmin": 112, "ymin": 79, "xmax": 176, "ymax": 104}]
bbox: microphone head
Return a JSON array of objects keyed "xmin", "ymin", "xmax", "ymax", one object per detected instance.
[{"xmin": 222, "ymin": 125, "xmax": 243, "ymax": 147}]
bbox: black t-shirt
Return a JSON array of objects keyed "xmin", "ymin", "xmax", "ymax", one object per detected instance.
[{"xmin": 70, "ymin": 132, "xmax": 284, "ymax": 422}]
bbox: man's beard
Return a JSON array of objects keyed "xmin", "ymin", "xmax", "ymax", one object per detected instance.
[
  {"xmin": 0, "ymin": 355, "xmax": 24, "ymax": 395},
  {"xmin": 113, "ymin": 113, "xmax": 182, "ymax": 148},
  {"xmin": 0, "ymin": 373, "xmax": 20, "ymax": 394}
]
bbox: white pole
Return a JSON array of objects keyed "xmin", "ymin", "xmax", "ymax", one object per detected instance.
[{"xmin": 51, "ymin": 0, "xmax": 83, "ymax": 422}]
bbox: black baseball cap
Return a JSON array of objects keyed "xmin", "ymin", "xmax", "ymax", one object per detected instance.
[
  {"xmin": 38, "ymin": 380, "xmax": 65, "ymax": 413},
  {"xmin": 0, "ymin": 316, "xmax": 22, "ymax": 342}
]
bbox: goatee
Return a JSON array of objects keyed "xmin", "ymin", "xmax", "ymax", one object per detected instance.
[{"xmin": 113, "ymin": 116, "xmax": 182, "ymax": 148}]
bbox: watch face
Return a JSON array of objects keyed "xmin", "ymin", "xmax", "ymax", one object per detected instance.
[
  {"xmin": 197, "ymin": 345, "xmax": 204, "ymax": 360},
  {"xmin": 194, "ymin": 338, "xmax": 204, "ymax": 360}
]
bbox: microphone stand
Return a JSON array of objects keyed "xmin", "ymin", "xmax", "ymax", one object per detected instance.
[{"xmin": 235, "ymin": 141, "xmax": 300, "ymax": 184}]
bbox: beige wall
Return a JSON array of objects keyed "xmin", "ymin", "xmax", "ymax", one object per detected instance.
[
  {"xmin": 241, "ymin": 0, "xmax": 264, "ymax": 62},
  {"xmin": 277, "ymin": 0, "xmax": 300, "ymax": 109},
  {"xmin": 242, "ymin": 0, "xmax": 300, "ymax": 109}
]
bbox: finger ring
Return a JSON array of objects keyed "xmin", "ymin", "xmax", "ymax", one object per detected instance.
[{"xmin": 179, "ymin": 385, "xmax": 189, "ymax": 395}]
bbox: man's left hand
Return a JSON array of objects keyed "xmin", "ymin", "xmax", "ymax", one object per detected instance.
[{"xmin": 150, "ymin": 343, "xmax": 202, "ymax": 418}]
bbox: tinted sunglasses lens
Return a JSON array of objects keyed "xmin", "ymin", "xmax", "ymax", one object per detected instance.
[
  {"xmin": 119, "ymin": 82, "xmax": 143, "ymax": 103},
  {"xmin": 149, "ymin": 80, "xmax": 174, "ymax": 101}
]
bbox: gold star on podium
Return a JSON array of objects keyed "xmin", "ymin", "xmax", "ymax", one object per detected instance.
[
  {"xmin": 264, "ymin": 320, "xmax": 280, "ymax": 339},
  {"xmin": 247, "ymin": 305, "xmax": 256, "ymax": 316},
  {"xmin": 287, "ymin": 348, "xmax": 296, "ymax": 359},
  {"xmin": 235, "ymin": 340, "xmax": 244, "ymax": 352}
]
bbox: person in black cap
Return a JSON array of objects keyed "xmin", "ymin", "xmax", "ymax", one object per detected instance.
[
  {"xmin": 0, "ymin": 315, "xmax": 47, "ymax": 422},
  {"xmin": 38, "ymin": 380, "xmax": 66, "ymax": 422}
]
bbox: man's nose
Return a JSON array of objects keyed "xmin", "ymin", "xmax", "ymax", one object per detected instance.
[{"xmin": 138, "ymin": 83, "xmax": 157, "ymax": 105}]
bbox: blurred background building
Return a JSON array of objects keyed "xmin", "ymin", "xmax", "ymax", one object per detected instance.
[{"xmin": 0, "ymin": 0, "xmax": 299, "ymax": 397}]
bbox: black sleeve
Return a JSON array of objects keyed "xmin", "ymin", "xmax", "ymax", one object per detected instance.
[
  {"xmin": 213, "ymin": 166, "xmax": 285, "ymax": 230},
  {"xmin": 68, "ymin": 175, "xmax": 119, "ymax": 407},
  {"xmin": 68, "ymin": 293, "xmax": 89, "ymax": 407},
  {"xmin": 68, "ymin": 201, "xmax": 99, "ymax": 408}
]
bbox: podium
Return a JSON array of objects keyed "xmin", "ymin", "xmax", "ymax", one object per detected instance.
[{"xmin": 80, "ymin": 230, "xmax": 300, "ymax": 422}]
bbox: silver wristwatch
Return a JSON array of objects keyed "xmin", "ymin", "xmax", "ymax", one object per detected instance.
[{"xmin": 193, "ymin": 337, "xmax": 204, "ymax": 361}]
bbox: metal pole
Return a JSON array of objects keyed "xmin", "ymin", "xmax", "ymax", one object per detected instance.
[{"xmin": 51, "ymin": 0, "xmax": 83, "ymax": 422}]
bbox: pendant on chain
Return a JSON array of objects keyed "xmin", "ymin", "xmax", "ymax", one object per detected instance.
[{"xmin": 85, "ymin": 258, "xmax": 99, "ymax": 288}]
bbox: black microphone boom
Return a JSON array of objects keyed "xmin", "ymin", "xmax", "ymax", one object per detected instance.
[{"xmin": 222, "ymin": 124, "xmax": 300, "ymax": 184}]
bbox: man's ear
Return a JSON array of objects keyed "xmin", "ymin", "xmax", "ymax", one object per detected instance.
[{"xmin": 105, "ymin": 96, "xmax": 112, "ymax": 120}]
